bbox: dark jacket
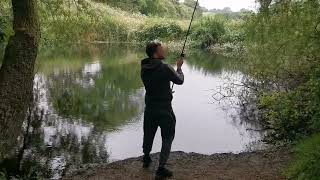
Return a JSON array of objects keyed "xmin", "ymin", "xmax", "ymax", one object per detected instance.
[{"xmin": 141, "ymin": 58, "xmax": 184, "ymax": 106}]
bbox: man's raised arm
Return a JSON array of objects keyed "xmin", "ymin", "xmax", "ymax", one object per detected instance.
[{"xmin": 167, "ymin": 58, "xmax": 184, "ymax": 85}]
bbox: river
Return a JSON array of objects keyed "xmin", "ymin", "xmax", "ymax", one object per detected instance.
[{"xmin": 15, "ymin": 44, "xmax": 262, "ymax": 179}]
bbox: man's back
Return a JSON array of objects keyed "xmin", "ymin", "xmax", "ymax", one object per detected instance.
[{"xmin": 141, "ymin": 58, "xmax": 184, "ymax": 106}]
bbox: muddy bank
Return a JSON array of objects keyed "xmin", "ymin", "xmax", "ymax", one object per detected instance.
[{"xmin": 64, "ymin": 148, "xmax": 292, "ymax": 180}]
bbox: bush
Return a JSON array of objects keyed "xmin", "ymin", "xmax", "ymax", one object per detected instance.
[
  {"xmin": 41, "ymin": 14, "xmax": 130, "ymax": 47},
  {"xmin": 286, "ymin": 134, "xmax": 320, "ymax": 180},
  {"xmin": 259, "ymin": 68, "xmax": 320, "ymax": 142},
  {"xmin": 136, "ymin": 20, "xmax": 184, "ymax": 42},
  {"xmin": 221, "ymin": 20, "xmax": 246, "ymax": 44},
  {"xmin": 241, "ymin": 0, "xmax": 320, "ymax": 143},
  {"xmin": 243, "ymin": 0, "xmax": 320, "ymax": 88},
  {"xmin": 98, "ymin": 0, "xmax": 198, "ymax": 19},
  {"xmin": 190, "ymin": 16, "xmax": 226, "ymax": 49},
  {"xmin": 38, "ymin": 0, "xmax": 190, "ymax": 47}
]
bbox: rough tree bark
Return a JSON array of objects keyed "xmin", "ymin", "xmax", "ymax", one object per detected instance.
[{"xmin": 0, "ymin": 0, "xmax": 40, "ymax": 160}]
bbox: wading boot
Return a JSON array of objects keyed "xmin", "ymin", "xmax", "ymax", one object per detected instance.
[
  {"xmin": 142, "ymin": 154, "xmax": 152, "ymax": 168},
  {"xmin": 156, "ymin": 167, "xmax": 173, "ymax": 179}
]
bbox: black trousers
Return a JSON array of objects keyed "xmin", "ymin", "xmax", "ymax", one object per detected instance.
[{"xmin": 143, "ymin": 105, "xmax": 176, "ymax": 168}]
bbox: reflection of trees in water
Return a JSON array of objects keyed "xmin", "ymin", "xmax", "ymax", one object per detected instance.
[
  {"xmin": 211, "ymin": 72, "xmax": 267, "ymax": 146},
  {"xmin": 0, "ymin": 45, "xmax": 146, "ymax": 179},
  {"xmin": 16, "ymin": 75, "xmax": 111, "ymax": 179},
  {"xmin": 38, "ymin": 46, "xmax": 145, "ymax": 177},
  {"xmin": 0, "ymin": 76, "xmax": 110, "ymax": 179},
  {"xmin": 171, "ymin": 50, "xmax": 258, "ymax": 129},
  {"xmin": 171, "ymin": 50, "xmax": 264, "ymax": 148},
  {"xmin": 187, "ymin": 54, "xmax": 253, "ymax": 133},
  {"xmin": 46, "ymin": 56, "xmax": 144, "ymax": 131},
  {"xmin": 184, "ymin": 51, "xmax": 239, "ymax": 75},
  {"xmin": 20, "ymin": 116, "xmax": 109, "ymax": 179},
  {"xmin": 200, "ymin": 65, "xmax": 265, "ymax": 149}
]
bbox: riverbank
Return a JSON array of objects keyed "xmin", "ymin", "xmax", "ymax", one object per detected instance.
[{"xmin": 64, "ymin": 147, "xmax": 292, "ymax": 180}]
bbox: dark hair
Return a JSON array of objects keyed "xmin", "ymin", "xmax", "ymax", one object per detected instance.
[{"xmin": 146, "ymin": 41, "xmax": 161, "ymax": 58}]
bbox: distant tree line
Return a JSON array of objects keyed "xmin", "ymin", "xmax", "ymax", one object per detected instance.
[{"xmin": 93, "ymin": 0, "xmax": 204, "ymax": 18}]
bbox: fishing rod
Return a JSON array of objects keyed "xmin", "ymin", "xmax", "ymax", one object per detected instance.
[
  {"xmin": 172, "ymin": 0, "xmax": 199, "ymax": 91},
  {"xmin": 180, "ymin": 0, "xmax": 199, "ymax": 58}
]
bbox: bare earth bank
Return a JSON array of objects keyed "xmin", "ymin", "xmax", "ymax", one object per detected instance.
[{"xmin": 64, "ymin": 148, "xmax": 292, "ymax": 180}]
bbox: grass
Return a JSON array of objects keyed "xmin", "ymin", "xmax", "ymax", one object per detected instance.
[
  {"xmin": 2, "ymin": 0, "xmax": 243, "ymax": 54},
  {"xmin": 39, "ymin": 0, "xmax": 190, "ymax": 48},
  {"xmin": 285, "ymin": 134, "xmax": 320, "ymax": 180}
]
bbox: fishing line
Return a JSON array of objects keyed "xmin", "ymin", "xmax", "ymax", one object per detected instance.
[{"xmin": 172, "ymin": 0, "xmax": 199, "ymax": 91}]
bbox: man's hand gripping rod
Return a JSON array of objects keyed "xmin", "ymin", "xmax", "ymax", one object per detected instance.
[{"xmin": 172, "ymin": 0, "xmax": 199, "ymax": 92}]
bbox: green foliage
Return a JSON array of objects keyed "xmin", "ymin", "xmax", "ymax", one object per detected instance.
[
  {"xmin": 42, "ymin": 15, "xmax": 129, "ymax": 47},
  {"xmin": 100, "ymin": 0, "xmax": 147, "ymax": 13},
  {"xmin": 2, "ymin": 0, "xmax": 238, "ymax": 52},
  {"xmin": 183, "ymin": 0, "xmax": 196, "ymax": 8},
  {"xmin": 259, "ymin": 71, "xmax": 320, "ymax": 142},
  {"xmin": 136, "ymin": 20, "xmax": 184, "ymax": 42},
  {"xmin": 222, "ymin": 19, "xmax": 246, "ymax": 44},
  {"xmin": 236, "ymin": 5, "xmax": 320, "ymax": 177},
  {"xmin": 286, "ymin": 134, "xmax": 320, "ymax": 180},
  {"xmin": 206, "ymin": 8, "xmax": 251, "ymax": 20},
  {"xmin": 243, "ymin": 0, "xmax": 320, "ymax": 143},
  {"xmin": 0, "ymin": 0, "xmax": 13, "ymax": 44},
  {"xmin": 182, "ymin": 0, "xmax": 203, "ymax": 17},
  {"xmin": 38, "ymin": 0, "xmax": 139, "ymax": 47},
  {"xmin": 37, "ymin": 0, "xmax": 193, "ymax": 48},
  {"xmin": 244, "ymin": 0, "xmax": 320, "ymax": 88},
  {"xmin": 96, "ymin": 0, "xmax": 200, "ymax": 18},
  {"xmin": 191, "ymin": 16, "xmax": 226, "ymax": 48}
]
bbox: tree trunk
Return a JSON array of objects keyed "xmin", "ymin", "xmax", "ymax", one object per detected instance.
[{"xmin": 0, "ymin": 0, "xmax": 40, "ymax": 160}]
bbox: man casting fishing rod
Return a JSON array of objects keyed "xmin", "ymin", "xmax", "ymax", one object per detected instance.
[
  {"xmin": 141, "ymin": 0, "xmax": 198, "ymax": 178},
  {"xmin": 141, "ymin": 41, "xmax": 184, "ymax": 178}
]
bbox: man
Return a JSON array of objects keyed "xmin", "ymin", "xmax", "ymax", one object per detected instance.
[{"xmin": 141, "ymin": 41, "xmax": 184, "ymax": 178}]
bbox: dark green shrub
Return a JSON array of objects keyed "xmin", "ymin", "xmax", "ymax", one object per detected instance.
[
  {"xmin": 259, "ymin": 68, "xmax": 320, "ymax": 142},
  {"xmin": 190, "ymin": 16, "xmax": 226, "ymax": 49},
  {"xmin": 137, "ymin": 21, "xmax": 183, "ymax": 42},
  {"xmin": 221, "ymin": 20, "xmax": 246, "ymax": 44}
]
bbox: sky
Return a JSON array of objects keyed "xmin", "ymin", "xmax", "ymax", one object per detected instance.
[{"xmin": 187, "ymin": 0, "xmax": 257, "ymax": 12}]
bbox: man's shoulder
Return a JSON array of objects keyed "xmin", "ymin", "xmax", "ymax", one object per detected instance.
[{"xmin": 162, "ymin": 63, "xmax": 175, "ymax": 72}]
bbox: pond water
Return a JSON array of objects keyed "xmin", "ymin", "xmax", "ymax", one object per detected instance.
[{"xmin": 19, "ymin": 45, "xmax": 262, "ymax": 179}]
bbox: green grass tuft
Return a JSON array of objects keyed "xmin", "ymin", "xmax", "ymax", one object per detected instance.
[{"xmin": 286, "ymin": 134, "xmax": 320, "ymax": 180}]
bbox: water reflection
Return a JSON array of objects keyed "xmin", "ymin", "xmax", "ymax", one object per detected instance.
[
  {"xmin": 21, "ymin": 74, "xmax": 111, "ymax": 179},
  {"xmin": 1, "ymin": 45, "xmax": 263, "ymax": 179},
  {"xmin": 47, "ymin": 60, "xmax": 144, "ymax": 131}
]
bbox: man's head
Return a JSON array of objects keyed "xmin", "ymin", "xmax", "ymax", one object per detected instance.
[{"xmin": 146, "ymin": 41, "xmax": 165, "ymax": 60}]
